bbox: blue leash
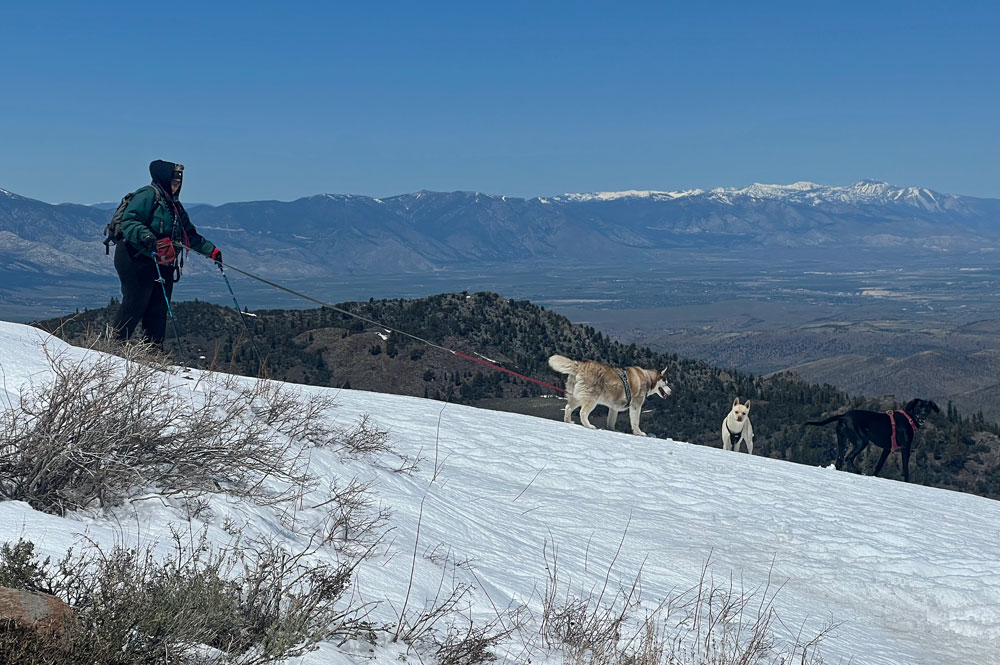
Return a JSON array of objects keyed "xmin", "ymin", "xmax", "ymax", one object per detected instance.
[
  {"xmin": 215, "ymin": 260, "xmax": 265, "ymax": 374},
  {"xmin": 151, "ymin": 251, "xmax": 185, "ymax": 352}
]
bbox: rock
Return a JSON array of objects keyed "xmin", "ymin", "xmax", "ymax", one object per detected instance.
[{"xmin": 0, "ymin": 586, "xmax": 76, "ymax": 637}]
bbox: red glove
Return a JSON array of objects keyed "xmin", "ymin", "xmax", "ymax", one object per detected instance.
[{"xmin": 210, "ymin": 248, "xmax": 222, "ymax": 263}]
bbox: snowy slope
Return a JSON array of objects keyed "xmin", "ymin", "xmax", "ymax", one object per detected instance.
[{"xmin": 0, "ymin": 321, "xmax": 998, "ymax": 665}]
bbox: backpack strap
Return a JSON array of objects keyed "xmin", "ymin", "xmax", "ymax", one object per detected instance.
[
  {"xmin": 145, "ymin": 184, "xmax": 164, "ymax": 216},
  {"xmin": 103, "ymin": 186, "xmax": 165, "ymax": 255},
  {"xmin": 138, "ymin": 184, "xmax": 164, "ymax": 236}
]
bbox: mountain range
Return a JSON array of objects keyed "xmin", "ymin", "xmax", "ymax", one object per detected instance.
[{"xmin": 2, "ymin": 180, "xmax": 998, "ymax": 281}]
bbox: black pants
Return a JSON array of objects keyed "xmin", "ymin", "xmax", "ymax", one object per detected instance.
[{"xmin": 113, "ymin": 243, "xmax": 175, "ymax": 346}]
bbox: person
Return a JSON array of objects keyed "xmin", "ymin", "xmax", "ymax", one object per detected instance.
[{"xmin": 113, "ymin": 159, "xmax": 222, "ymax": 347}]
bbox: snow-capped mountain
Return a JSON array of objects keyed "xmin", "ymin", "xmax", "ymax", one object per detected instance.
[
  {"xmin": 545, "ymin": 180, "xmax": 970, "ymax": 213},
  {"xmin": 1, "ymin": 181, "xmax": 998, "ymax": 287}
]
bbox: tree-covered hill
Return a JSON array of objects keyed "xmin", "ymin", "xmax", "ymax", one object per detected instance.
[{"xmin": 34, "ymin": 292, "xmax": 1000, "ymax": 500}]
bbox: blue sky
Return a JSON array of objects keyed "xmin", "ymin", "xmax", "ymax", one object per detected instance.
[{"xmin": 2, "ymin": 1, "xmax": 998, "ymax": 205}]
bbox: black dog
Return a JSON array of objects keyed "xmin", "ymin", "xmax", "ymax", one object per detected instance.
[{"xmin": 806, "ymin": 398, "xmax": 939, "ymax": 482}]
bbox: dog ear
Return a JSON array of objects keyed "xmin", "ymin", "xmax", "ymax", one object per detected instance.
[
  {"xmin": 745, "ymin": 400, "xmax": 751, "ymax": 410},
  {"xmin": 733, "ymin": 398, "xmax": 740, "ymax": 408}
]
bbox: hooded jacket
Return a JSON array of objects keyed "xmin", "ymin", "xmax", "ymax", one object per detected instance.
[{"xmin": 119, "ymin": 160, "xmax": 216, "ymax": 259}]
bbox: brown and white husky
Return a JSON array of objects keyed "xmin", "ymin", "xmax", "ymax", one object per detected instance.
[{"xmin": 548, "ymin": 354, "xmax": 671, "ymax": 436}]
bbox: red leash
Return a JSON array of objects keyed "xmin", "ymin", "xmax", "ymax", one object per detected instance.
[
  {"xmin": 454, "ymin": 352, "xmax": 566, "ymax": 394},
  {"xmin": 187, "ymin": 252, "xmax": 568, "ymax": 395}
]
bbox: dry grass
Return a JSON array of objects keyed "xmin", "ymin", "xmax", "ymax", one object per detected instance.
[{"xmin": 541, "ymin": 545, "xmax": 837, "ymax": 665}]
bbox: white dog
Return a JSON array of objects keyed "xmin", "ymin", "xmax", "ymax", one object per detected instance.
[
  {"xmin": 721, "ymin": 398, "xmax": 754, "ymax": 454},
  {"xmin": 548, "ymin": 354, "xmax": 671, "ymax": 436}
]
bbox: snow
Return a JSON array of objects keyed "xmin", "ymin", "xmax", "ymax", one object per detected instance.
[
  {"xmin": 542, "ymin": 180, "xmax": 961, "ymax": 211},
  {"xmin": 545, "ymin": 189, "xmax": 705, "ymax": 203},
  {"xmin": 0, "ymin": 320, "xmax": 998, "ymax": 665},
  {"xmin": 199, "ymin": 225, "xmax": 247, "ymax": 232}
]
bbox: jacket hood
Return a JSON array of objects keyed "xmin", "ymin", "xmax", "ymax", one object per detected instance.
[{"xmin": 149, "ymin": 160, "xmax": 183, "ymax": 197}]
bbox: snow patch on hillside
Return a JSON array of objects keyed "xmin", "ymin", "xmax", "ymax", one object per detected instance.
[{"xmin": 0, "ymin": 321, "xmax": 997, "ymax": 665}]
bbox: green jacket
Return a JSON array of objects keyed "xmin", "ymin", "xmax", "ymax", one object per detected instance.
[{"xmin": 120, "ymin": 185, "xmax": 216, "ymax": 258}]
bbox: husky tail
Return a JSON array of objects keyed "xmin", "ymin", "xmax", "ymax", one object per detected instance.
[{"xmin": 548, "ymin": 354, "xmax": 579, "ymax": 376}]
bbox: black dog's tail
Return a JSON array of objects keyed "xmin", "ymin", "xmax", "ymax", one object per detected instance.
[{"xmin": 805, "ymin": 415, "xmax": 843, "ymax": 427}]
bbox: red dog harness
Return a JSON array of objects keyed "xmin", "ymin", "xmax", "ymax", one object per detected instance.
[{"xmin": 886, "ymin": 409, "xmax": 919, "ymax": 451}]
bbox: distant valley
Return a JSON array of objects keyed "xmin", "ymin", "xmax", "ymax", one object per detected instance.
[{"xmin": 563, "ymin": 265, "xmax": 1000, "ymax": 423}]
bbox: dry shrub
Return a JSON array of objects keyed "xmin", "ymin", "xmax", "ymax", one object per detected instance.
[
  {"xmin": 0, "ymin": 341, "xmax": 334, "ymax": 514},
  {"xmin": 432, "ymin": 613, "xmax": 518, "ymax": 665},
  {"xmin": 540, "ymin": 539, "xmax": 641, "ymax": 663},
  {"xmin": 315, "ymin": 411, "xmax": 421, "ymax": 474},
  {"xmin": 394, "ymin": 542, "xmax": 520, "ymax": 665},
  {"xmin": 308, "ymin": 477, "xmax": 392, "ymax": 551},
  {"xmin": 320, "ymin": 412, "xmax": 423, "ymax": 474},
  {"xmin": 332, "ymin": 413, "xmax": 391, "ymax": 455},
  {"xmin": 0, "ymin": 534, "xmax": 374, "ymax": 665}
]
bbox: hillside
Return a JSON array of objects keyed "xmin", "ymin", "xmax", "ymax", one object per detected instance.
[
  {"xmin": 781, "ymin": 349, "xmax": 1000, "ymax": 421},
  {"xmin": 34, "ymin": 292, "xmax": 1000, "ymax": 501},
  {"xmin": 3, "ymin": 320, "xmax": 999, "ymax": 664}
]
